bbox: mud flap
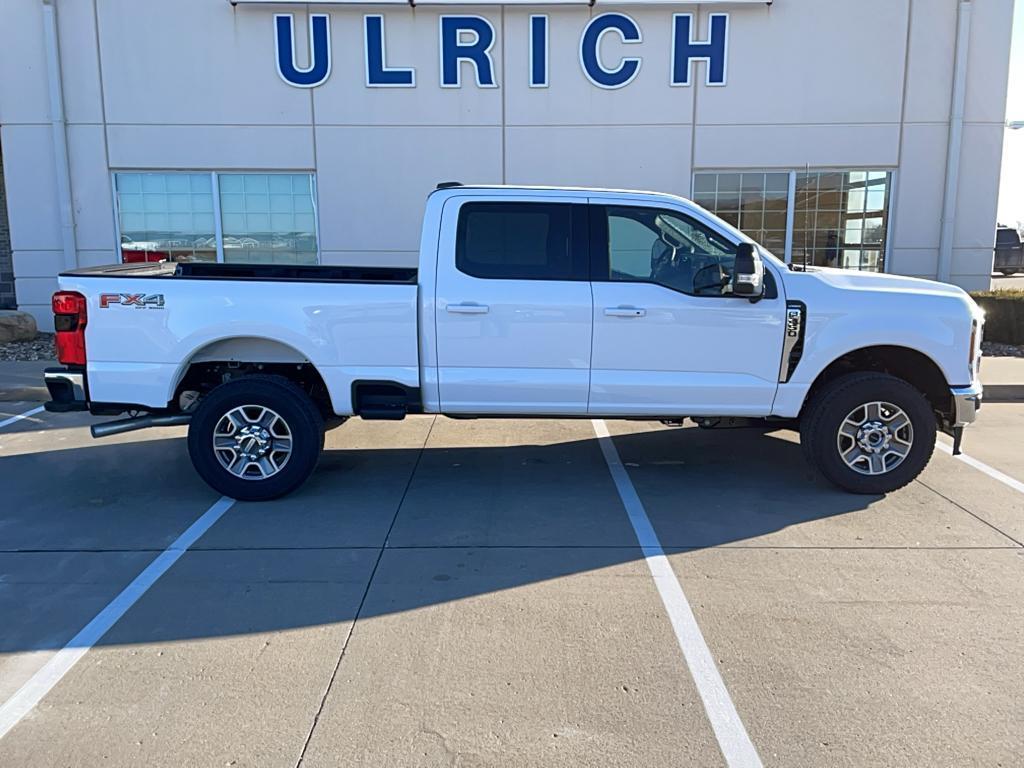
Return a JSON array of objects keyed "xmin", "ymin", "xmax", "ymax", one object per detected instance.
[{"xmin": 951, "ymin": 425, "xmax": 965, "ymax": 456}]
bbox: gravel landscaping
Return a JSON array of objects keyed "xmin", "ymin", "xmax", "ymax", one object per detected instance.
[
  {"xmin": 0, "ymin": 333, "xmax": 56, "ymax": 362},
  {"xmin": 982, "ymin": 341, "xmax": 1024, "ymax": 358}
]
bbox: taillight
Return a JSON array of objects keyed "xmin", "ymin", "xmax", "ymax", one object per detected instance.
[{"xmin": 52, "ymin": 291, "xmax": 87, "ymax": 366}]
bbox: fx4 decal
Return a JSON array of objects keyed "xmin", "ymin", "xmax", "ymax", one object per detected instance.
[{"xmin": 99, "ymin": 293, "xmax": 165, "ymax": 309}]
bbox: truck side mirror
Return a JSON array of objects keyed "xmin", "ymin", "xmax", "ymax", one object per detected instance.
[{"xmin": 732, "ymin": 243, "xmax": 764, "ymax": 299}]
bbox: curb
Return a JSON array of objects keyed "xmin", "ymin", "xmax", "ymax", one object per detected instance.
[{"xmin": 984, "ymin": 384, "xmax": 1024, "ymax": 403}]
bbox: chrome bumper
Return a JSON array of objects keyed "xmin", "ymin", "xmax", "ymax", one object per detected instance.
[
  {"xmin": 950, "ymin": 383, "xmax": 983, "ymax": 427},
  {"xmin": 43, "ymin": 367, "xmax": 88, "ymax": 412}
]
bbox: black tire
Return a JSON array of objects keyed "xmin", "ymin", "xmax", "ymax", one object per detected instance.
[
  {"xmin": 800, "ymin": 372, "xmax": 936, "ymax": 494},
  {"xmin": 187, "ymin": 375, "xmax": 324, "ymax": 501}
]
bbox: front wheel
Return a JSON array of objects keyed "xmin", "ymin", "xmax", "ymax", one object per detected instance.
[
  {"xmin": 187, "ymin": 375, "xmax": 324, "ymax": 501},
  {"xmin": 800, "ymin": 372, "xmax": 936, "ymax": 494}
]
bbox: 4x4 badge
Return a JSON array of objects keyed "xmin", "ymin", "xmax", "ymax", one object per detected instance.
[{"xmin": 99, "ymin": 293, "xmax": 165, "ymax": 309}]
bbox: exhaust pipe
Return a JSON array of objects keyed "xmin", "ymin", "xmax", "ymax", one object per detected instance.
[{"xmin": 91, "ymin": 413, "xmax": 192, "ymax": 439}]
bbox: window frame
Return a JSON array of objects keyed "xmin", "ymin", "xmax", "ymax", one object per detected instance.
[
  {"xmin": 691, "ymin": 167, "xmax": 897, "ymax": 273},
  {"xmin": 453, "ymin": 201, "xmax": 591, "ymax": 282},
  {"xmin": 110, "ymin": 170, "xmax": 321, "ymax": 265},
  {"xmin": 589, "ymin": 202, "xmax": 753, "ymax": 299}
]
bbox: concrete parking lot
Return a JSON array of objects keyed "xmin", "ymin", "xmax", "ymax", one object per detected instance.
[{"xmin": 0, "ymin": 378, "xmax": 1023, "ymax": 766}]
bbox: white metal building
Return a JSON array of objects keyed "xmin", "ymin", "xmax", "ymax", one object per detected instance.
[{"xmin": 0, "ymin": 0, "xmax": 1016, "ymax": 330}]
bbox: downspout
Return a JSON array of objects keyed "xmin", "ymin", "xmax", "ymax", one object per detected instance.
[
  {"xmin": 937, "ymin": 0, "xmax": 972, "ymax": 284},
  {"xmin": 41, "ymin": 0, "xmax": 77, "ymax": 271}
]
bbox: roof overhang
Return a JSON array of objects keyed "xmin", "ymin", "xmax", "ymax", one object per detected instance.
[{"xmin": 228, "ymin": 0, "xmax": 771, "ymax": 6}]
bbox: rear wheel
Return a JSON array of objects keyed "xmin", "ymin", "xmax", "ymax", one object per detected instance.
[
  {"xmin": 800, "ymin": 372, "xmax": 936, "ymax": 494},
  {"xmin": 187, "ymin": 375, "xmax": 324, "ymax": 501}
]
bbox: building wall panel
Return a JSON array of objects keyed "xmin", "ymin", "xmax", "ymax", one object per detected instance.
[
  {"xmin": 693, "ymin": 124, "xmax": 900, "ymax": 169},
  {"xmin": 106, "ymin": 125, "xmax": 315, "ymax": 170},
  {"xmin": 96, "ymin": 0, "xmax": 313, "ymax": 125},
  {"xmin": 891, "ymin": 122, "xmax": 948, "ymax": 251},
  {"xmin": 0, "ymin": 0, "xmax": 49, "ymax": 125},
  {"xmin": 505, "ymin": 125, "xmax": 692, "ymax": 197},
  {"xmin": 695, "ymin": 0, "xmax": 909, "ymax": 126},
  {"xmin": 314, "ymin": 125, "xmax": 503, "ymax": 252}
]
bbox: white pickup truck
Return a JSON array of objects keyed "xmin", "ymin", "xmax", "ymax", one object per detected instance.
[{"xmin": 44, "ymin": 184, "xmax": 984, "ymax": 501}]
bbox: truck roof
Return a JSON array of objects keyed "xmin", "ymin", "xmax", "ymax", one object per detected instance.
[{"xmin": 429, "ymin": 183, "xmax": 692, "ymax": 205}]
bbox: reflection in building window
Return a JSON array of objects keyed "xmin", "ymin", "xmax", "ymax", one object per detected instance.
[
  {"xmin": 792, "ymin": 170, "xmax": 891, "ymax": 272},
  {"xmin": 693, "ymin": 169, "xmax": 892, "ymax": 272},
  {"xmin": 115, "ymin": 173, "xmax": 216, "ymax": 263},
  {"xmin": 693, "ymin": 172, "xmax": 789, "ymax": 257},
  {"xmin": 219, "ymin": 174, "xmax": 318, "ymax": 265},
  {"xmin": 114, "ymin": 171, "xmax": 319, "ymax": 265}
]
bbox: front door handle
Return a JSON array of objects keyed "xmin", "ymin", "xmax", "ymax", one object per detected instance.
[
  {"xmin": 447, "ymin": 303, "xmax": 490, "ymax": 314},
  {"xmin": 604, "ymin": 307, "xmax": 646, "ymax": 318}
]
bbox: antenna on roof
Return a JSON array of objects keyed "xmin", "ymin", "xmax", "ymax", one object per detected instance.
[{"xmin": 436, "ymin": 181, "xmax": 463, "ymax": 189}]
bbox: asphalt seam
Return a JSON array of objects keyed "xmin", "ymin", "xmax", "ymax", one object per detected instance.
[
  {"xmin": 293, "ymin": 415, "xmax": 438, "ymax": 768},
  {"xmin": 914, "ymin": 478, "xmax": 1024, "ymax": 548}
]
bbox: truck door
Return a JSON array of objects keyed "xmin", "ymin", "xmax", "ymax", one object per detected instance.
[
  {"xmin": 434, "ymin": 196, "xmax": 592, "ymax": 414},
  {"xmin": 588, "ymin": 202, "xmax": 786, "ymax": 416}
]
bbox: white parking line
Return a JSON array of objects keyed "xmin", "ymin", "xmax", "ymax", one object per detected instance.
[
  {"xmin": 0, "ymin": 496, "xmax": 235, "ymax": 741},
  {"xmin": 0, "ymin": 405, "xmax": 44, "ymax": 430},
  {"xmin": 936, "ymin": 440, "xmax": 1024, "ymax": 495},
  {"xmin": 592, "ymin": 420, "xmax": 763, "ymax": 768}
]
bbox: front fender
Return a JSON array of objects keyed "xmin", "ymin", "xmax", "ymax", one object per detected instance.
[{"xmin": 771, "ymin": 307, "xmax": 964, "ymax": 419}]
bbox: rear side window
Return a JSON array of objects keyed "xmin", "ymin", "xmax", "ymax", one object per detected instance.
[
  {"xmin": 996, "ymin": 229, "xmax": 1020, "ymax": 246},
  {"xmin": 455, "ymin": 202, "xmax": 586, "ymax": 280}
]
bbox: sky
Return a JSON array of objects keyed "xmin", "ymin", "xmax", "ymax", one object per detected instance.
[{"xmin": 997, "ymin": 0, "xmax": 1024, "ymax": 227}]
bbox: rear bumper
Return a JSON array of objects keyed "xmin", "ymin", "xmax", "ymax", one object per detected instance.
[
  {"xmin": 43, "ymin": 367, "xmax": 88, "ymax": 412},
  {"xmin": 950, "ymin": 383, "xmax": 983, "ymax": 427}
]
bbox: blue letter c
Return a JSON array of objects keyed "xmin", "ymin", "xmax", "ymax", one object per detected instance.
[{"xmin": 580, "ymin": 13, "xmax": 641, "ymax": 89}]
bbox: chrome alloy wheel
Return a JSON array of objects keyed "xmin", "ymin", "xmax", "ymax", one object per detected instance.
[
  {"xmin": 836, "ymin": 401, "xmax": 914, "ymax": 476},
  {"xmin": 213, "ymin": 405, "xmax": 293, "ymax": 480}
]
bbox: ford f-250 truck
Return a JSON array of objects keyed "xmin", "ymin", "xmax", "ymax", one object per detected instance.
[{"xmin": 43, "ymin": 184, "xmax": 984, "ymax": 501}]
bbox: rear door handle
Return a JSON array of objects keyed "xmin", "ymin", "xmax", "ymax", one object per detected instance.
[
  {"xmin": 604, "ymin": 307, "xmax": 646, "ymax": 318},
  {"xmin": 446, "ymin": 303, "xmax": 489, "ymax": 314}
]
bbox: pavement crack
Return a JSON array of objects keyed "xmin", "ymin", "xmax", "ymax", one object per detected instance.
[{"xmin": 293, "ymin": 415, "xmax": 437, "ymax": 768}]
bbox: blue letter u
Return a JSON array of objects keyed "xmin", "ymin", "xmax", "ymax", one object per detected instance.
[{"xmin": 275, "ymin": 14, "xmax": 332, "ymax": 88}]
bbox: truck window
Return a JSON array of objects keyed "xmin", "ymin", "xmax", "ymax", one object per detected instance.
[
  {"xmin": 995, "ymin": 228, "xmax": 1020, "ymax": 247},
  {"xmin": 598, "ymin": 205, "xmax": 739, "ymax": 297},
  {"xmin": 455, "ymin": 202, "xmax": 587, "ymax": 281}
]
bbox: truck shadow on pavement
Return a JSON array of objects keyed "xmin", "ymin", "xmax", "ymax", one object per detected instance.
[{"xmin": 0, "ymin": 424, "xmax": 881, "ymax": 651}]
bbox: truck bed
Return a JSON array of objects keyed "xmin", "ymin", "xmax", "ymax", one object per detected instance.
[
  {"xmin": 57, "ymin": 261, "xmax": 421, "ymax": 415},
  {"xmin": 62, "ymin": 261, "xmax": 418, "ymax": 284}
]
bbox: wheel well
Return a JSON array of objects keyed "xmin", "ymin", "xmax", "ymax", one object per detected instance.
[
  {"xmin": 173, "ymin": 360, "xmax": 333, "ymax": 420},
  {"xmin": 804, "ymin": 346, "xmax": 952, "ymax": 420}
]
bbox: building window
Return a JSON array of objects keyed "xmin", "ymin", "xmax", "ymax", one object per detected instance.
[
  {"xmin": 692, "ymin": 172, "xmax": 789, "ymax": 257},
  {"xmin": 114, "ymin": 172, "xmax": 319, "ymax": 265},
  {"xmin": 793, "ymin": 171, "xmax": 890, "ymax": 271},
  {"xmin": 219, "ymin": 174, "xmax": 318, "ymax": 264},
  {"xmin": 115, "ymin": 173, "xmax": 216, "ymax": 263},
  {"xmin": 693, "ymin": 169, "xmax": 893, "ymax": 272}
]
